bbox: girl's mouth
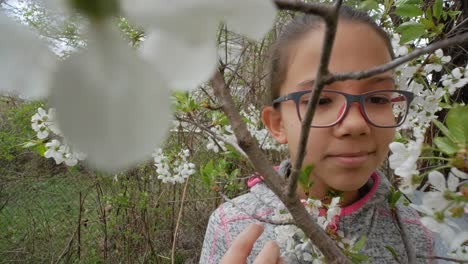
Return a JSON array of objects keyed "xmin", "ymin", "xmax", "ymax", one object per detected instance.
[{"xmin": 327, "ymin": 152, "xmax": 373, "ymax": 167}]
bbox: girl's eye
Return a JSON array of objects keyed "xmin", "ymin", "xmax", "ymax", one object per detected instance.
[
  {"xmin": 367, "ymin": 96, "xmax": 390, "ymax": 104},
  {"xmin": 318, "ymin": 97, "xmax": 332, "ymax": 105}
]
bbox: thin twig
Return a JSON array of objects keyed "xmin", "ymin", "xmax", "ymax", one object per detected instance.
[
  {"xmin": 77, "ymin": 192, "xmax": 84, "ymax": 259},
  {"xmin": 226, "ymin": 45, "xmax": 250, "ymax": 89},
  {"xmin": 175, "ymin": 116, "xmax": 249, "ymax": 159},
  {"xmin": 54, "ymin": 226, "xmax": 78, "ymax": 264},
  {"xmin": 417, "ymin": 254, "xmax": 468, "ymax": 263},
  {"xmin": 96, "ymin": 182, "xmax": 108, "ymax": 261},
  {"xmin": 323, "ymin": 32, "xmax": 468, "ymax": 84},
  {"xmin": 219, "ymin": 193, "xmax": 294, "ymax": 225},
  {"xmin": 171, "ymin": 176, "xmax": 190, "ymax": 264},
  {"xmin": 287, "ymin": 0, "xmax": 342, "ymax": 199},
  {"xmin": 447, "ymin": 17, "xmax": 468, "ymax": 38}
]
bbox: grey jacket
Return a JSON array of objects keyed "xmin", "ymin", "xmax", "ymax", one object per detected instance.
[{"xmin": 200, "ymin": 162, "xmax": 434, "ymax": 264}]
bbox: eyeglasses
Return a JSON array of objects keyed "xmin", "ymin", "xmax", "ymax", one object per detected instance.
[{"xmin": 272, "ymin": 89, "xmax": 414, "ymax": 128}]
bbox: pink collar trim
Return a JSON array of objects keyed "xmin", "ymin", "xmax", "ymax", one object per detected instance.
[
  {"xmin": 247, "ymin": 165, "xmax": 279, "ymax": 188},
  {"xmin": 247, "ymin": 168, "xmax": 381, "ymax": 217},
  {"xmin": 340, "ymin": 172, "xmax": 380, "ymax": 216}
]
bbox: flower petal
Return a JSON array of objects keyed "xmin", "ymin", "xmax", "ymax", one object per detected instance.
[
  {"xmin": 0, "ymin": 13, "xmax": 55, "ymax": 99},
  {"xmin": 451, "ymin": 167, "xmax": 468, "ymax": 179},
  {"xmin": 141, "ymin": 29, "xmax": 217, "ymax": 91},
  {"xmin": 222, "ymin": 0, "xmax": 276, "ymax": 40},
  {"xmin": 121, "ymin": 0, "xmax": 221, "ymax": 43},
  {"xmin": 122, "ymin": 0, "xmax": 276, "ymax": 41},
  {"xmin": 450, "ymin": 232, "xmax": 468, "ymax": 251},
  {"xmin": 447, "ymin": 174, "xmax": 459, "ymax": 192},
  {"xmin": 50, "ymin": 24, "xmax": 172, "ymax": 172},
  {"xmin": 420, "ymin": 216, "xmax": 455, "ymax": 247},
  {"xmin": 428, "ymin": 170, "xmax": 446, "ymax": 191}
]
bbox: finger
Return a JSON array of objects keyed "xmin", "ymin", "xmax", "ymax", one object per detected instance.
[
  {"xmin": 253, "ymin": 241, "xmax": 280, "ymax": 264},
  {"xmin": 220, "ymin": 223, "xmax": 264, "ymax": 263},
  {"xmin": 277, "ymin": 256, "xmax": 287, "ymax": 264}
]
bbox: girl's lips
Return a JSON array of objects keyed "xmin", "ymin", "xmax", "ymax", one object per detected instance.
[{"xmin": 327, "ymin": 152, "xmax": 372, "ymax": 167}]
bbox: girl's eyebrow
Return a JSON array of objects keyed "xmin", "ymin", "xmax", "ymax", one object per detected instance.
[
  {"xmin": 367, "ymin": 75, "xmax": 395, "ymax": 84},
  {"xmin": 297, "ymin": 75, "xmax": 394, "ymax": 89},
  {"xmin": 298, "ymin": 79, "xmax": 315, "ymax": 89}
]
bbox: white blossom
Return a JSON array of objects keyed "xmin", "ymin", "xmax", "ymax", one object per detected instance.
[
  {"xmin": 122, "ymin": 0, "xmax": 276, "ymax": 91},
  {"xmin": 31, "ymin": 107, "xmax": 61, "ymax": 139},
  {"xmin": 153, "ymin": 148, "xmax": 196, "ymax": 184},
  {"xmin": 0, "ymin": 13, "xmax": 55, "ymax": 99},
  {"xmin": 389, "ymin": 141, "xmax": 422, "ymax": 178},
  {"xmin": 451, "ymin": 167, "xmax": 468, "ymax": 179},
  {"xmin": 391, "ymin": 34, "xmax": 409, "ymax": 57},
  {"xmin": 441, "ymin": 67, "xmax": 468, "ymax": 95},
  {"xmin": 420, "ymin": 217, "xmax": 467, "ymax": 252},
  {"xmin": 411, "ymin": 168, "xmax": 467, "ymax": 252},
  {"xmin": 44, "ymin": 139, "xmax": 86, "ymax": 166},
  {"xmin": 326, "ymin": 197, "xmax": 341, "ymax": 220},
  {"xmin": 50, "ymin": 24, "xmax": 173, "ymax": 172},
  {"xmin": 389, "ymin": 140, "xmax": 425, "ymax": 195},
  {"xmin": 424, "ymin": 49, "xmax": 451, "ymax": 73},
  {"xmin": 206, "ymin": 136, "xmax": 226, "ymax": 153},
  {"xmin": 3, "ymin": 0, "xmax": 277, "ymax": 172}
]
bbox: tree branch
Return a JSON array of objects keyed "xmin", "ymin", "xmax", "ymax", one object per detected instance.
[
  {"xmin": 323, "ymin": 32, "xmax": 468, "ymax": 84},
  {"xmin": 274, "ymin": 0, "xmax": 333, "ymax": 17},
  {"xmin": 211, "ymin": 70, "xmax": 286, "ymax": 195}
]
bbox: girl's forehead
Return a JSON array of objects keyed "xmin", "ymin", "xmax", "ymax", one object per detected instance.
[{"xmin": 281, "ymin": 22, "xmax": 392, "ymax": 94}]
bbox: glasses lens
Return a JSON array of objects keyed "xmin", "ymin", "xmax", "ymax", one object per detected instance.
[
  {"xmin": 298, "ymin": 91, "xmax": 347, "ymax": 126},
  {"xmin": 364, "ymin": 91, "xmax": 408, "ymax": 127}
]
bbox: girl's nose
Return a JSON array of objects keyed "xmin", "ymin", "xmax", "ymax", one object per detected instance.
[{"xmin": 334, "ymin": 102, "xmax": 370, "ymax": 137}]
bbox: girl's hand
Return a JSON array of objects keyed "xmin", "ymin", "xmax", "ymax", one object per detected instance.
[{"xmin": 220, "ymin": 223, "xmax": 285, "ymax": 264}]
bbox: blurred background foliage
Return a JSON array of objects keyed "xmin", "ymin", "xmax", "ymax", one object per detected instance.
[{"xmin": 0, "ymin": 0, "xmax": 467, "ymax": 263}]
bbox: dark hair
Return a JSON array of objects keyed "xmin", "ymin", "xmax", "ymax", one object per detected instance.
[{"xmin": 266, "ymin": 6, "xmax": 395, "ymax": 105}]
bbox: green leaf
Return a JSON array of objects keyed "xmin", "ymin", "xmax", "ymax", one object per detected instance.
[
  {"xmin": 298, "ymin": 165, "xmax": 314, "ymax": 191},
  {"xmin": 395, "ymin": 4, "xmax": 423, "ymax": 18},
  {"xmin": 446, "ymin": 105, "xmax": 468, "ymax": 144},
  {"xmin": 433, "ymin": 119, "xmax": 458, "ymax": 143},
  {"xmin": 396, "ymin": 22, "xmax": 426, "ymax": 43},
  {"xmin": 201, "ymin": 160, "xmax": 214, "ymax": 186},
  {"xmin": 395, "ymin": 0, "xmax": 421, "ymax": 6},
  {"xmin": 388, "ymin": 188, "xmax": 402, "ymax": 209},
  {"xmin": 348, "ymin": 252, "xmax": 370, "ymax": 264},
  {"xmin": 359, "ymin": 0, "xmax": 379, "ymax": 10},
  {"xmin": 35, "ymin": 144, "xmax": 47, "ymax": 156},
  {"xmin": 385, "ymin": 246, "xmax": 400, "ymax": 262},
  {"xmin": 352, "ymin": 235, "xmax": 367, "ymax": 252},
  {"xmin": 419, "ymin": 18, "xmax": 435, "ymax": 29},
  {"xmin": 434, "ymin": 137, "xmax": 458, "ymax": 155},
  {"xmin": 447, "ymin": 10, "xmax": 461, "ymax": 19},
  {"xmin": 433, "ymin": 0, "xmax": 443, "ymax": 20}
]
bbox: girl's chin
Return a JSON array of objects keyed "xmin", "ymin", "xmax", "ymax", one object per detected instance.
[{"xmin": 322, "ymin": 171, "xmax": 373, "ymax": 192}]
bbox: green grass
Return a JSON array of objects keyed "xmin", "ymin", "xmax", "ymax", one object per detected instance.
[
  {"xmin": 0, "ymin": 169, "xmax": 216, "ymax": 263},
  {"xmin": 0, "ymin": 173, "xmax": 101, "ymax": 263}
]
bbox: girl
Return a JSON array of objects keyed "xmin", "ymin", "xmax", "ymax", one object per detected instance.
[{"xmin": 200, "ymin": 6, "xmax": 433, "ymax": 264}]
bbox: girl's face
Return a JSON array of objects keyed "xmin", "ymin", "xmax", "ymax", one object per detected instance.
[{"xmin": 262, "ymin": 22, "xmax": 395, "ymax": 201}]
